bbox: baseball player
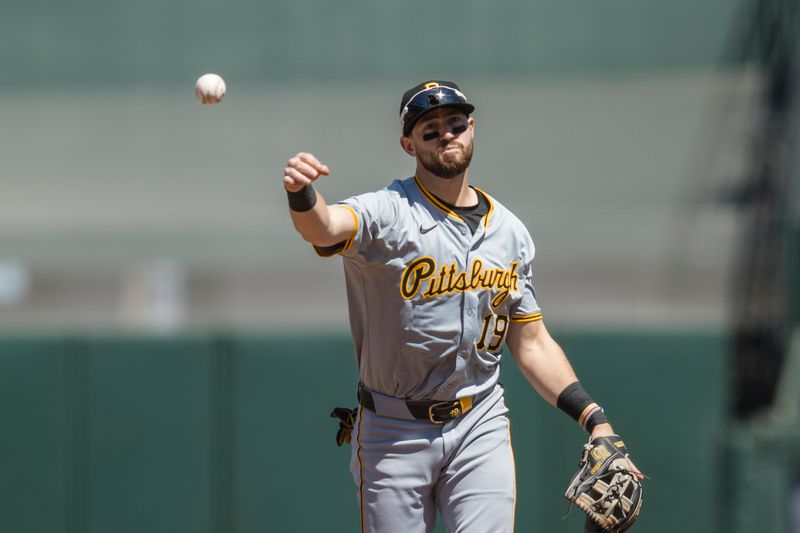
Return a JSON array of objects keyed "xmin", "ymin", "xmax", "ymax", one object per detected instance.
[{"xmin": 282, "ymin": 81, "xmax": 642, "ymax": 533}]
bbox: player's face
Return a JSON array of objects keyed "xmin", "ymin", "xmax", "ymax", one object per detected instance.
[{"xmin": 411, "ymin": 109, "xmax": 474, "ymax": 179}]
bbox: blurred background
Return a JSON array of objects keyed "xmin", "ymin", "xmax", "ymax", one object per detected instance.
[{"xmin": 0, "ymin": 0, "xmax": 798, "ymax": 531}]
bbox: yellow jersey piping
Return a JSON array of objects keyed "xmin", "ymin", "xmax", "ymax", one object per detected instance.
[
  {"xmin": 413, "ymin": 176, "xmax": 464, "ymax": 222},
  {"xmin": 511, "ymin": 312, "xmax": 543, "ymax": 323},
  {"xmin": 472, "ymin": 186, "xmax": 494, "ymax": 228},
  {"xmin": 508, "ymin": 417, "xmax": 517, "ymax": 531},
  {"xmin": 311, "ymin": 205, "xmax": 359, "ymax": 257},
  {"xmin": 357, "ymin": 406, "xmax": 365, "ymax": 533}
]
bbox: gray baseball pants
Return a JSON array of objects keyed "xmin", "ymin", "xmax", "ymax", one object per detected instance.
[{"xmin": 350, "ymin": 384, "xmax": 516, "ymax": 533}]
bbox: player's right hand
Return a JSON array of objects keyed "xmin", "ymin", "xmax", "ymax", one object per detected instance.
[{"xmin": 283, "ymin": 152, "xmax": 330, "ymax": 193}]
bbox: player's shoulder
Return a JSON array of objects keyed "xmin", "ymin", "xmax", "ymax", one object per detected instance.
[
  {"xmin": 343, "ymin": 178, "xmax": 404, "ymax": 205},
  {"xmin": 338, "ymin": 178, "xmax": 415, "ymax": 228},
  {"xmin": 476, "ymin": 186, "xmax": 529, "ymax": 230},
  {"xmin": 476, "ymin": 186, "xmax": 537, "ymax": 253},
  {"xmin": 353, "ymin": 177, "xmax": 411, "ymax": 199},
  {"xmin": 385, "ymin": 177, "xmax": 415, "ymax": 198}
]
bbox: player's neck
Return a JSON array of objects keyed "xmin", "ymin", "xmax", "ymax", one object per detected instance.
[{"xmin": 415, "ymin": 169, "xmax": 477, "ymax": 207}]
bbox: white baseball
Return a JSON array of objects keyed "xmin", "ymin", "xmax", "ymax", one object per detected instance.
[{"xmin": 195, "ymin": 73, "xmax": 226, "ymax": 105}]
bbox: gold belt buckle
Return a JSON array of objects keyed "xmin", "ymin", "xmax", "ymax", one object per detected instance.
[{"xmin": 427, "ymin": 397, "xmax": 473, "ymax": 424}]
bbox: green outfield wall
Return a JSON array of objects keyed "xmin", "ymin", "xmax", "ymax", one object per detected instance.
[{"xmin": 0, "ymin": 330, "xmax": 726, "ymax": 533}]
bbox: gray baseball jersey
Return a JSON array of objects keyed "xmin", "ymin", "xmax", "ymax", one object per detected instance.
[
  {"xmin": 317, "ymin": 175, "xmax": 542, "ymax": 533},
  {"xmin": 317, "ymin": 175, "xmax": 542, "ymax": 400}
]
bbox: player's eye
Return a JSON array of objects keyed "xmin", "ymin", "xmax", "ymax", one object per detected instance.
[{"xmin": 422, "ymin": 131, "xmax": 440, "ymax": 141}]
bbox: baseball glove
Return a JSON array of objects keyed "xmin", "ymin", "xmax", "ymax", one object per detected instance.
[{"xmin": 564, "ymin": 435, "xmax": 643, "ymax": 533}]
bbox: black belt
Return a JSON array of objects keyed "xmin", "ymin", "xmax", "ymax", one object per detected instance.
[{"xmin": 358, "ymin": 383, "xmax": 487, "ymax": 424}]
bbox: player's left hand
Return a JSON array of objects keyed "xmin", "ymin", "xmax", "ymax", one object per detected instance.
[
  {"xmin": 565, "ymin": 432, "xmax": 644, "ymax": 532},
  {"xmin": 590, "ymin": 423, "xmax": 644, "ymax": 480}
]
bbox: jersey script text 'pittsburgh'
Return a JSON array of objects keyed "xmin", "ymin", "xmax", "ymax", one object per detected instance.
[{"xmin": 400, "ymin": 258, "xmax": 520, "ymax": 308}]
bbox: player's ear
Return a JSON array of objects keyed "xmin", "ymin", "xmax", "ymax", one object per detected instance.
[{"xmin": 400, "ymin": 136, "xmax": 416, "ymax": 157}]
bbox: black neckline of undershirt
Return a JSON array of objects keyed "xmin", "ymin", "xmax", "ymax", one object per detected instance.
[{"xmin": 432, "ymin": 188, "xmax": 489, "ymax": 235}]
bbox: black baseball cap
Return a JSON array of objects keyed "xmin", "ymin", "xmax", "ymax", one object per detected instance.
[{"xmin": 399, "ymin": 80, "xmax": 475, "ymax": 137}]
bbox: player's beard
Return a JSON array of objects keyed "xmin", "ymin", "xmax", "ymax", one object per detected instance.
[{"xmin": 418, "ymin": 140, "xmax": 474, "ymax": 179}]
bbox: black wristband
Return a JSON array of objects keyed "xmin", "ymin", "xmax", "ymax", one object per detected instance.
[
  {"xmin": 557, "ymin": 381, "xmax": 608, "ymax": 432},
  {"xmin": 584, "ymin": 408, "xmax": 609, "ymax": 433},
  {"xmin": 557, "ymin": 381, "xmax": 591, "ymax": 421},
  {"xmin": 287, "ymin": 185, "xmax": 317, "ymax": 212}
]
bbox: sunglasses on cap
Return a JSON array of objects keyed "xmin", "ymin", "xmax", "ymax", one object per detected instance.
[{"xmin": 400, "ymin": 85, "xmax": 472, "ymax": 136}]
